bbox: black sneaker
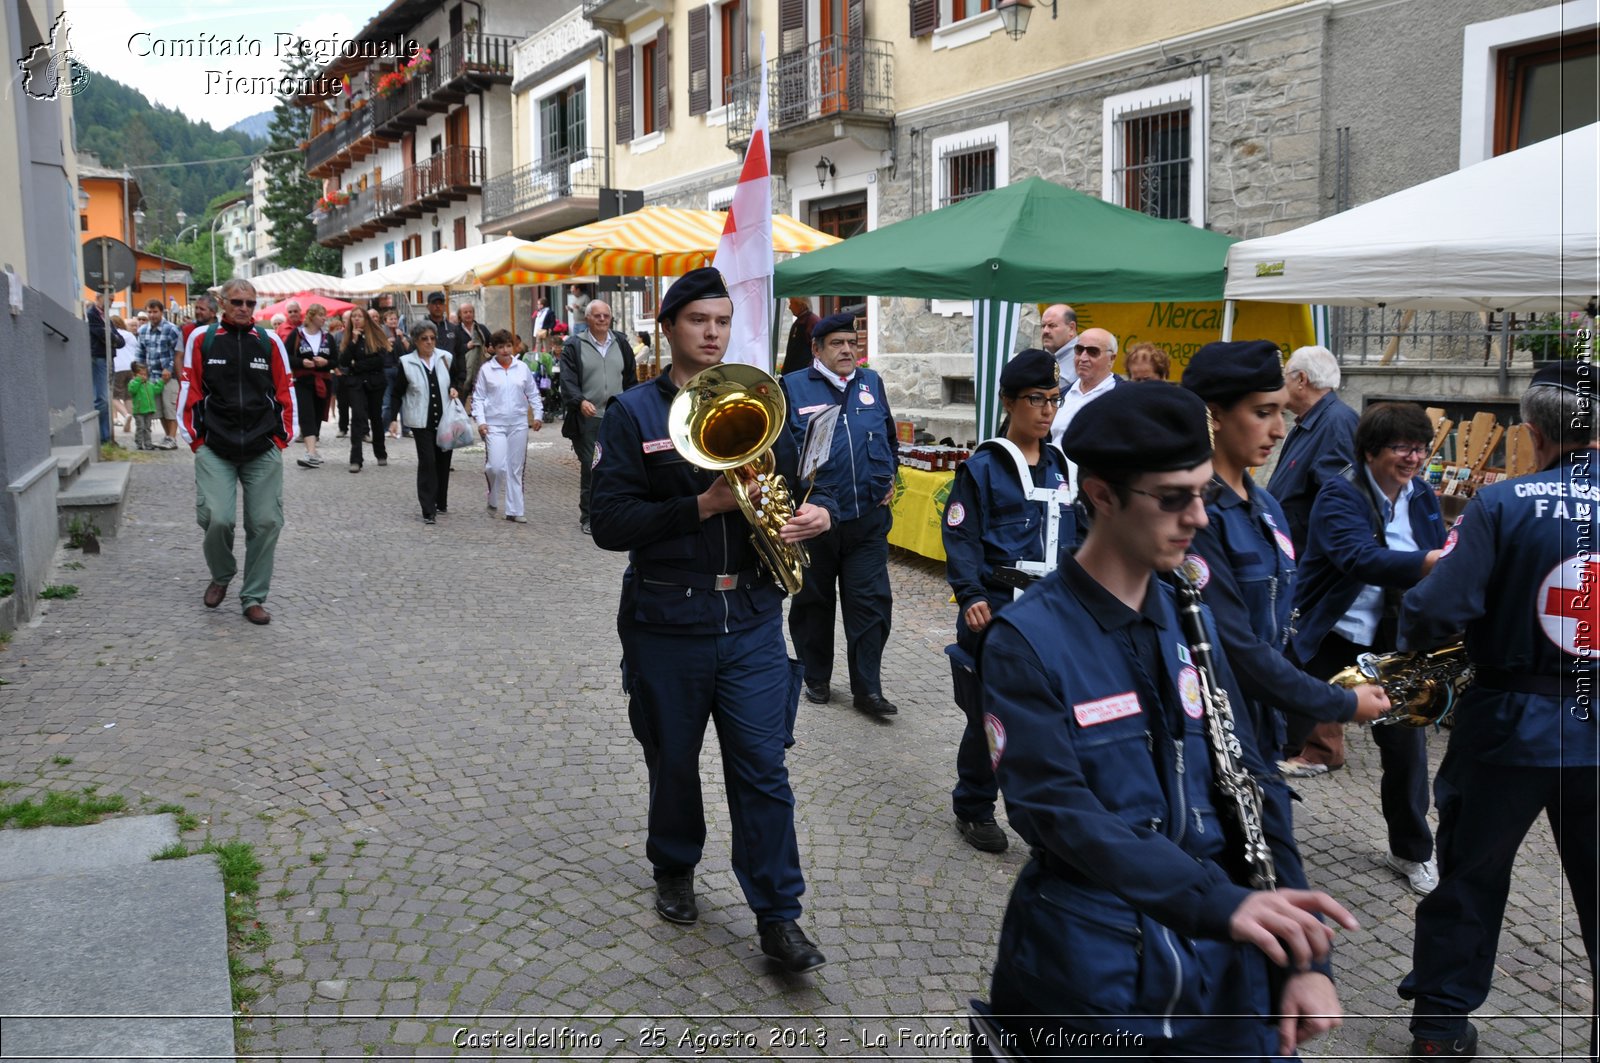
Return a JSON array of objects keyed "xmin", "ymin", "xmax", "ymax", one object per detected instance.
[
  {"xmin": 296, "ymin": 457, "xmax": 317, "ymax": 469},
  {"xmin": 758, "ymin": 920, "xmax": 826, "ymax": 973},
  {"xmin": 957, "ymin": 818, "xmax": 1009, "ymax": 853},
  {"xmin": 1410, "ymin": 1022, "xmax": 1478, "ymax": 1060}
]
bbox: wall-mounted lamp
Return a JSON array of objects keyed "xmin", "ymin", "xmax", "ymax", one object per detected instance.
[
  {"xmin": 997, "ymin": 0, "xmax": 1059, "ymax": 41},
  {"xmin": 815, "ymin": 156, "xmax": 836, "ymax": 188}
]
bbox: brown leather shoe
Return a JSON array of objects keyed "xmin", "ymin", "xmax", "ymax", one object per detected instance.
[
  {"xmin": 242, "ymin": 605, "xmax": 271, "ymax": 625},
  {"xmin": 203, "ymin": 582, "xmax": 227, "ymax": 609}
]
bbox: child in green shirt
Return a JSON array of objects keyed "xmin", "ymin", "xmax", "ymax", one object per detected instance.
[{"xmin": 126, "ymin": 362, "xmax": 159, "ymax": 450}]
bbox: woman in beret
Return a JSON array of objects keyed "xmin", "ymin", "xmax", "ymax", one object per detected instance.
[
  {"xmin": 940, "ymin": 348, "xmax": 1076, "ymax": 855},
  {"xmin": 1180, "ymin": 341, "xmax": 1387, "ymax": 773}
]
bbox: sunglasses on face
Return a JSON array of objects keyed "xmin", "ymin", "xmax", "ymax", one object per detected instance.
[
  {"xmin": 1078, "ymin": 345, "xmax": 1107, "ymax": 357},
  {"xmin": 228, "ymin": 298, "xmax": 257, "ymax": 309},
  {"xmin": 1128, "ymin": 481, "xmax": 1223, "ymax": 512},
  {"xmin": 1019, "ymin": 392, "xmax": 1065, "ymax": 408}
]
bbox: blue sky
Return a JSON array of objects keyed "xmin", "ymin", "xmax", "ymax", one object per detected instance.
[{"xmin": 64, "ymin": 0, "xmax": 388, "ymax": 130}]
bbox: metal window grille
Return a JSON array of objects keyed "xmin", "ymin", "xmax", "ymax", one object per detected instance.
[
  {"xmin": 1111, "ymin": 104, "xmax": 1191, "ymax": 222},
  {"xmin": 941, "ymin": 143, "xmax": 996, "ymax": 207}
]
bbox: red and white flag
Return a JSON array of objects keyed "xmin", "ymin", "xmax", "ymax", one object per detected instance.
[{"xmin": 712, "ymin": 35, "xmax": 772, "ymax": 369}]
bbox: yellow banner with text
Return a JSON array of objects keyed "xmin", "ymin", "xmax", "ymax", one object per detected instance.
[{"xmin": 1068, "ymin": 302, "xmax": 1315, "ymax": 381}]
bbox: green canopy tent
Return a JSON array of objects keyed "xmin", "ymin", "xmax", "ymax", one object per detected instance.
[{"xmin": 774, "ymin": 177, "xmax": 1239, "ymax": 437}]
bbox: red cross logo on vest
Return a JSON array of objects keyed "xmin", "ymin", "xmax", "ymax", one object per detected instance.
[{"xmin": 1538, "ymin": 556, "xmax": 1600, "ymax": 658}]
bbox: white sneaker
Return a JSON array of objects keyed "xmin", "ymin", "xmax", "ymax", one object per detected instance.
[{"xmin": 1385, "ymin": 853, "xmax": 1438, "ymax": 894}]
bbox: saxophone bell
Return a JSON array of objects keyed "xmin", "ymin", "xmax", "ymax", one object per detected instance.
[{"xmin": 1329, "ymin": 643, "xmax": 1473, "ymax": 727}]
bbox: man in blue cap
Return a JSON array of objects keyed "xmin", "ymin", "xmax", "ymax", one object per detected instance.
[
  {"xmin": 1396, "ymin": 359, "xmax": 1600, "ymax": 1061},
  {"xmin": 979, "ymin": 381, "xmax": 1353, "ymax": 1057},
  {"xmin": 781, "ymin": 310, "xmax": 900, "ymax": 717},
  {"xmin": 590, "ymin": 267, "xmax": 838, "ymax": 974}
]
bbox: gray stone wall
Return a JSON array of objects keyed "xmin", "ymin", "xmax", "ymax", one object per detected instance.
[
  {"xmin": 0, "ymin": 288, "xmax": 69, "ymax": 625},
  {"xmin": 871, "ymin": 10, "xmax": 1329, "ymax": 420},
  {"xmin": 1321, "ymin": 0, "xmax": 1553, "ymax": 213}
]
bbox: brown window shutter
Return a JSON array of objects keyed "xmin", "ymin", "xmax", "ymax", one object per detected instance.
[
  {"xmin": 909, "ymin": 0, "xmax": 938, "ymax": 37},
  {"xmin": 655, "ymin": 24, "xmax": 671, "ymax": 131},
  {"xmin": 615, "ymin": 44, "xmax": 634, "ymax": 143},
  {"xmin": 779, "ymin": 0, "xmax": 805, "ymax": 54},
  {"xmin": 848, "ymin": 0, "xmax": 865, "ymax": 36},
  {"xmin": 688, "ymin": 6, "xmax": 710, "ymax": 116}
]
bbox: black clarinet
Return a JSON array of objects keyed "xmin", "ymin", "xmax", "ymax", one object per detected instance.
[{"xmin": 1173, "ymin": 574, "xmax": 1277, "ymax": 891}]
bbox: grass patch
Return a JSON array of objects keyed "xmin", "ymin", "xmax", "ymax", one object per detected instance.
[
  {"xmin": 308, "ymin": 852, "xmax": 326, "ymax": 865},
  {"xmin": 151, "ymin": 842, "xmax": 190, "ymax": 861},
  {"xmin": 50, "ymin": 755, "xmax": 72, "ymax": 767},
  {"xmin": 65, "ymin": 517, "xmax": 100, "ymax": 551},
  {"xmin": 151, "ymin": 802, "xmax": 201, "ymax": 832},
  {"xmin": 101, "ymin": 442, "xmax": 160, "ymax": 464},
  {"xmin": 62, "ymin": 561, "xmax": 85, "ymax": 571},
  {"xmin": 201, "ymin": 838, "xmax": 266, "ymax": 1009},
  {"xmin": 0, "ymin": 787, "xmax": 126, "ymax": 828},
  {"xmin": 0, "ymin": 572, "xmax": 13, "ymax": 597},
  {"xmin": 39, "ymin": 585, "xmax": 78, "ymax": 601}
]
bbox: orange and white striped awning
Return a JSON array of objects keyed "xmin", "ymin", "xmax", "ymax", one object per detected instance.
[{"xmin": 475, "ymin": 206, "xmax": 839, "ymax": 286}]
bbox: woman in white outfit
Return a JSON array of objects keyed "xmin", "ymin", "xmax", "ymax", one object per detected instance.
[{"xmin": 472, "ymin": 328, "xmax": 544, "ymax": 522}]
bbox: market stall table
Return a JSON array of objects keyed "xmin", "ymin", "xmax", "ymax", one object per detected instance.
[{"xmin": 888, "ymin": 466, "xmax": 954, "ymax": 563}]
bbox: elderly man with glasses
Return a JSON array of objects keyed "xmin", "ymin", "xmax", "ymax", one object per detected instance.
[
  {"xmin": 178, "ymin": 279, "xmax": 296, "ymax": 625},
  {"xmin": 1048, "ymin": 327, "xmax": 1119, "ymax": 489}
]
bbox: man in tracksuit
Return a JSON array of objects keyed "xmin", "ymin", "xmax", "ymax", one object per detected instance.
[
  {"xmin": 781, "ymin": 311, "xmax": 900, "ymax": 717},
  {"xmin": 178, "ymin": 278, "xmax": 296, "ymax": 626}
]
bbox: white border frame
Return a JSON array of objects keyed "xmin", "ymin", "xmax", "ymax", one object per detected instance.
[
  {"xmin": 1460, "ymin": 1, "xmax": 1597, "ymax": 167},
  {"xmin": 1100, "ymin": 73, "xmax": 1208, "ymax": 228},
  {"xmin": 626, "ymin": 17, "xmax": 667, "ymax": 153},
  {"xmin": 932, "ymin": 4, "xmax": 1002, "ymax": 52}
]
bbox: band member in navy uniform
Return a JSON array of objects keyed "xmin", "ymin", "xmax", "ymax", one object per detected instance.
[
  {"xmin": 1180, "ymin": 341, "xmax": 1387, "ymax": 772},
  {"xmin": 590, "ymin": 268, "xmax": 837, "ymax": 974},
  {"xmin": 1397, "ymin": 360, "xmax": 1600, "ymax": 1060},
  {"xmin": 782, "ymin": 311, "xmax": 900, "ymax": 717},
  {"xmin": 941, "ymin": 349, "xmax": 1074, "ymax": 854},
  {"xmin": 978, "ymin": 383, "xmax": 1355, "ymax": 1059}
]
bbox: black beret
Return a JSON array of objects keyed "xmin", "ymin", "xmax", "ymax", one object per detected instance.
[
  {"xmin": 426, "ymin": 291, "xmax": 447, "ymax": 304},
  {"xmin": 811, "ymin": 311, "xmax": 856, "ymax": 340},
  {"xmin": 659, "ymin": 267, "xmax": 730, "ymax": 321},
  {"xmin": 1530, "ymin": 359, "xmax": 1595, "ymax": 396},
  {"xmin": 1000, "ymin": 348, "xmax": 1060, "ymax": 392},
  {"xmin": 1062, "ymin": 382, "xmax": 1212, "ymax": 475},
  {"xmin": 1181, "ymin": 340, "xmax": 1284, "ymax": 402}
]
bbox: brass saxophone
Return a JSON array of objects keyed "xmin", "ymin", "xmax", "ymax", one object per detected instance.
[
  {"xmin": 1330, "ymin": 643, "xmax": 1473, "ymax": 727},
  {"xmin": 668, "ymin": 363, "xmax": 809, "ymax": 595},
  {"xmin": 1173, "ymin": 574, "xmax": 1277, "ymax": 890}
]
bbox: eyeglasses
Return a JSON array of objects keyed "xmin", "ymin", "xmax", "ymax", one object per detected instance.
[
  {"xmin": 1384, "ymin": 443, "xmax": 1430, "ymax": 458},
  {"xmin": 1128, "ymin": 482, "xmax": 1223, "ymax": 512},
  {"xmin": 1019, "ymin": 392, "xmax": 1065, "ymax": 409},
  {"xmin": 1078, "ymin": 345, "xmax": 1107, "ymax": 357},
  {"xmin": 228, "ymin": 298, "xmax": 257, "ymax": 309}
]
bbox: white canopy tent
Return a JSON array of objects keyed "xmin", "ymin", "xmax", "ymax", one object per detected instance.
[
  {"xmin": 1224, "ymin": 123, "xmax": 1598, "ymax": 316},
  {"xmin": 341, "ymin": 237, "xmax": 536, "ymax": 294},
  {"xmin": 226, "ymin": 269, "xmax": 356, "ymax": 297}
]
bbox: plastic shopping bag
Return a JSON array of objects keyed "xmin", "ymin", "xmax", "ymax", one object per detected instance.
[{"xmin": 436, "ymin": 398, "xmax": 477, "ymax": 450}]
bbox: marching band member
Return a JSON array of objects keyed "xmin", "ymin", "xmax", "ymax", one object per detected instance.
[{"xmin": 941, "ymin": 349, "xmax": 1075, "ymax": 853}]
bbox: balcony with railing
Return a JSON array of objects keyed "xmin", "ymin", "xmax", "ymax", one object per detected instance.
[
  {"xmin": 727, "ymin": 36, "xmax": 894, "ymax": 155},
  {"xmin": 315, "ymin": 146, "xmax": 486, "ymax": 247},
  {"xmin": 581, "ymin": 0, "xmax": 670, "ymax": 36},
  {"xmin": 305, "ymin": 103, "xmax": 377, "ymax": 180},
  {"xmin": 370, "ymin": 32, "xmax": 518, "ymax": 138},
  {"xmin": 480, "ymin": 145, "xmax": 606, "ymax": 236}
]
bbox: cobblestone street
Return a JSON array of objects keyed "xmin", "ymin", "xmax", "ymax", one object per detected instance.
[{"xmin": 0, "ymin": 438, "xmax": 1589, "ymax": 1060}]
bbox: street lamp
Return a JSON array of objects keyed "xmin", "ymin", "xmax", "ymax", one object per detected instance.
[{"xmin": 997, "ymin": 0, "xmax": 1058, "ymax": 41}]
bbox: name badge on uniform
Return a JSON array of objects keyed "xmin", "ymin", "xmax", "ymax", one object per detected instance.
[
  {"xmin": 1073, "ymin": 691, "xmax": 1142, "ymax": 727},
  {"xmin": 796, "ymin": 404, "xmax": 829, "ymax": 417},
  {"xmin": 642, "ymin": 438, "xmax": 674, "ymax": 454}
]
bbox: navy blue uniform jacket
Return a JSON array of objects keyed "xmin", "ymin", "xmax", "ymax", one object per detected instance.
[
  {"xmin": 781, "ymin": 366, "xmax": 897, "ymax": 523},
  {"xmin": 1267, "ymin": 391, "xmax": 1359, "ymax": 552},
  {"xmin": 943, "ymin": 443, "xmax": 1074, "ymax": 613},
  {"xmin": 591, "ymin": 374, "xmax": 836, "ymax": 636},
  {"xmin": 982, "ymin": 560, "xmax": 1320, "ymax": 1034},
  {"xmin": 1292, "ymin": 470, "xmax": 1445, "ymax": 665},
  {"xmin": 1401, "ymin": 450, "xmax": 1600, "ymax": 767},
  {"xmin": 1189, "ymin": 478, "xmax": 1356, "ymax": 757}
]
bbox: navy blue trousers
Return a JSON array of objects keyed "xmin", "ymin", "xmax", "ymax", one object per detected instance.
[
  {"xmin": 951, "ymin": 596, "xmax": 1008, "ymax": 824},
  {"xmin": 621, "ymin": 612, "xmax": 806, "ymax": 924},
  {"xmin": 1402, "ymin": 755, "xmax": 1598, "ymax": 1045},
  {"xmin": 788, "ymin": 505, "xmax": 893, "ymax": 698}
]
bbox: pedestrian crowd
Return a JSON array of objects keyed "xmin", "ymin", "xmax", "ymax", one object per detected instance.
[{"xmin": 94, "ymin": 273, "xmax": 1594, "ymax": 1061}]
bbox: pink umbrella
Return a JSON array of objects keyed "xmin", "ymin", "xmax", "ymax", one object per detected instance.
[{"xmin": 253, "ymin": 291, "xmax": 359, "ymax": 322}]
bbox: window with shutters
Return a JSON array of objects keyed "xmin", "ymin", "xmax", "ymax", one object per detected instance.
[
  {"xmin": 432, "ymin": 230, "xmax": 443, "ymax": 253},
  {"xmin": 641, "ymin": 39, "xmax": 659, "ymax": 135},
  {"xmin": 539, "ymin": 81, "xmax": 588, "ymax": 162},
  {"xmin": 615, "ymin": 44, "xmax": 634, "ymax": 144},
  {"xmin": 1101, "ymin": 75, "xmax": 1208, "ymax": 228},
  {"xmin": 718, "ymin": 1, "xmax": 747, "ymax": 106},
  {"xmin": 688, "ymin": 6, "xmax": 711, "ymax": 116}
]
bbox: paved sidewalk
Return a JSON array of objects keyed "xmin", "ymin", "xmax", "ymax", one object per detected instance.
[{"xmin": 0, "ymin": 438, "xmax": 1588, "ymax": 1059}]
